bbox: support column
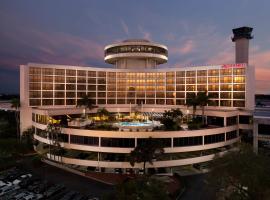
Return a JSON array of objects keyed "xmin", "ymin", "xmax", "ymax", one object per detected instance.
[{"xmin": 253, "ymin": 121, "xmax": 258, "ymax": 154}]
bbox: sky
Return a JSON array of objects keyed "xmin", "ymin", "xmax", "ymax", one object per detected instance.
[{"xmin": 1, "ymin": 0, "xmax": 270, "ymax": 94}]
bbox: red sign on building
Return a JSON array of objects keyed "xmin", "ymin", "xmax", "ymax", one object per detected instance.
[{"xmin": 221, "ymin": 63, "xmax": 246, "ymax": 68}]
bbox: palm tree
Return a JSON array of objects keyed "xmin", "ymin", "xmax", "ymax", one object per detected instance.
[
  {"xmin": 186, "ymin": 93, "xmax": 199, "ymax": 119},
  {"xmin": 197, "ymin": 91, "xmax": 211, "ymax": 125},
  {"xmin": 97, "ymin": 107, "xmax": 110, "ymax": 121},
  {"xmin": 46, "ymin": 123, "xmax": 62, "ymax": 162},
  {"xmin": 76, "ymin": 94, "xmax": 96, "ymax": 119},
  {"xmin": 11, "ymin": 98, "xmax": 20, "ymax": 140},
  {"xmin": 129, "ymin": 137, "xmax": 164, "ymax": 175}
]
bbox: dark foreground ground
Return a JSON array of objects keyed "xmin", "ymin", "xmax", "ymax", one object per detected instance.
[
  {"xmin": 19, "ymin": 157, "xmax": 114, "ymax": 198},
  {"xmin": 181, "ymin": 174, "xmax": 216, "ymax": 200}
]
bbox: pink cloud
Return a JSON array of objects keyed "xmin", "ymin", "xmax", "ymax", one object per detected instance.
[{"xmin": 170, "ymin": 40, "xmax": 196, "ymax": 55}]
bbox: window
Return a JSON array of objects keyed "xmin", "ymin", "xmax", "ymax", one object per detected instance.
[
  {"xmin": 176, "ymin": 71, "xmax": 185, "ymax": 77},
  {"xmin": 227, "ymin": 116, "xmax": 237, "ymax": 126},
  {"xmin": 208, "ymin": 77, "xmax": 219, "ymax": 83},
  {"xmin": 101, "ymin": 138, "xmax": 134, "ymax": 147},
  {"xmin": 173, "ymin": 136, "xmax": 202, "ymax": 147},
  {"xmin": 220, "ymin": 92, "xmax": 232, "ymax": 99},
  {"xmin": 186, "ymin": 71, "xmax": 195, "ymax": 77},
  {"xmin": 239, "ymin": 115, "xmax": 251, "ymax": 124},
  {"xmin": 197, "ymin": 70, "xmax": 207, "ymax": 76},
  {"xmin": 66, "ymin": 70, "xmax": 76, "ymax": 76},
  {"xmin": 258, "ymin": 124, "xmax": 270, "ymax": 135},
  {"xmin": 70, "ymin": 135, "xmax": 99, "ymax": 146},
  {"xmin": 220, "ymin": 100, "xmax": 232, "ymax": 107},
  {"xmin": 233, "ymin": 92, "xmax": 245, "ymax": 99},
  {"xmin": 233, "ymin": 84, "xmax": 245, "ymax": 91},
  {"xmin": 220, "ymin": 69, "xmax": 232, "ymax": 75},
  {"xmin": 77, "ymin": 70, "xmax": 86, "ymax": 76},
  {"xmin": 233, "ymin": 68, "xmax": 245, "ymax": 75},
  {"xmin": 66, "ymin": 84, "xmax": 76, "ymax": 90},
  {"xmin": 208, "ymin": 69, "xmax": 219, "ymax": 76},
  {"xmin": 220, "ymin": 76, "xmax": 232, "ymax": 83},
  {"xmin": 88, "ymin": 71, "xmax": 96, "ymax": 77},
  {"xmin": 233, "ymin": 100, "xmax": 245, "ymax": 107},
  {"xmin": 226, "ymin": 131, "xmax": 238, "ymax": 140},
  {"xmin": 204, "ymin": 133, "xmax": 225, "ymax": 144},
  {"xmin": 55, "ymin": 69, "xmax": 65, "ymax": 75},
  {"xmin": 138, "ymin": 138, "xmax": 171, "ymax": 148},
  {"xmin": 197, "ymin": 77, "xmax": 207, "ymax": 84}
]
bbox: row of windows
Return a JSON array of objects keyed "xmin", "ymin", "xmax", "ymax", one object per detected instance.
[
  {"xmin": 29, "ymin": 91, "xmax": 246, "ymax": 99},
  {"xmin": 204, "ymin": 133, "xmax": 225, "ymax": 144},
  {"xmin": 29, "ymin": 76, "xmax": 245, "ymax": 84},
  {"xmin": 40, "ymin": 132, "xmax": 237, "ymax": 147},
  {"xmin": 70, "ymin": 135, "xmax": 99, "ymax": 146},
  {"xmin": 30, "ymin": 83, "xmax": 245, "ymax": 92},
  {"xmin": 105, "ymin": 45, "xmax": 168, "ymax": 56},
  {"xmin": 29, "ymin": 98, "xmax": 245, "ymax": 107},
  {"xmin": 29, "ymin": 67, "xmax": 245, "ymax": 79}
]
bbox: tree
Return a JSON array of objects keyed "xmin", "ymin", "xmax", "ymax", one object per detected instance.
[
  {"xmin": 46, "ymin": 123, "xmax": 63, "ymax": 162},
  {"xmin": 11, "ymin": 98, "xmax": 20, "ymax": 140},
  {"xmin": 129, "ymin": 137, "xmax": 164, "ymax": 174},
  {"xmin": 97, "ymin": 107, "xmax": 110, "ymax": 121},
  {"xmin": 197, "ymin": 91, "xmax": 210, "ymax": 125},
  {"xmin": 76, "ymin": 94, "xmax": 96, "ymax": 118},
  {"xmin": 161, "ymin": 108, "xmax": 183, "ymax": 130},
  {"xmin": 207, "ymin": 144, "xmax": 270, "ymax": 200},
  {"xmin": 114, "ymin": 177, "xmax": 170, "ymax": 200},
  {"xmin": 186, "ymin": 93, "xmax": 199, "ymax": 118}
]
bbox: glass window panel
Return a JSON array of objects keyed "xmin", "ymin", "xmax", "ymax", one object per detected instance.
[
  {"xmin": 208, "ymin": 69, "xmax": 219, "ymax": 76},
  {"xmin": 88, "ymin": 85, "xmax": 96, "ymax": 90},
  {"xmin": 55, "ymin": 91, "xmax": 64, "ymax": 98},
  {"xmin": 233, "ymin": 76, "xmax": 245, "ymax": 83},
  {"xmin": 66, "ymin": 70, "xmax": 76, "ymax": 76},
  {"xmin": 186, "ymin": 71, "xmax": 196, "ymax": 77},
  {"xmin": 42, "ymin": 68, "xmax": 53, "ymax": 75},
  {"xmin": 29, "ymin": 83, "xmax": 41, "ymax": 90},
  {"xmin": 220, "ymin": 76, "xmax": 232, "ymax": 83},
  {"xmin": 66, "ymin": 84, "xmax": 76, "ymax": 90},
  {"xmin": 55, "ymin": 76, "xmax": 65, "ymax": 83},
  {"xmin": 197, "ymin": 70, "xmax": 207, "ymax": 76},
  {"xmin": 176, "ymin": 71, "xmax": 185, "ymax": 77},
  {"xmin": 66, "ymin": 92, "xmax": 75, "ymax": 98},
  {"xmin": 77, "ymin": 70, "xmax": 86, "ymax": 76},
  {"xmin": 233, "ymin": 84, "xmax": 245, "ymax": 91},
  {"xmin": 233, "ymin": 68, "xmax": 245, "ymax": 75},
  {"xmin": 208, "ymin": 85, "xmax": 219, "ymax": 91},
  {"xmin": 55, "ymin": 84, "xmax": 65, "ymax": 90},
  {"xmin": 54, "ymin": 99, "xmax": 64, "ymax": 105},
  {"xmin": 77, "ymin": 85, "xmax": 86, "ymax": 90},
  {"xmin": 88, "ymin": 71, "xmax": 96, "ymax": 77},
  {"xmin": 42, "ymin": 99, "xmax": 53, "ymax": 105},
  {"xmin": 42, "ymin": 83, "xmax": 53, "ymax": 90},
  {"xmin": 55, "ymin": 69, "xmax": 65, "ymax": 75}
]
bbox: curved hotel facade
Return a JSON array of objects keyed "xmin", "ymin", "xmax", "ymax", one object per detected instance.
[{"xmin": 20, "ymin": 27, "xmax": 255, "ymax": 173}]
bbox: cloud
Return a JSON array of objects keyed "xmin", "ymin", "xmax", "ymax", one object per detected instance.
[
  {"xmin": 120, "ymin": 19, "xmax": 130, "ymax": 36},
  {"xmin": 138, "ymin": 25, "xmax": 151, "ymax": 41},
  {"xmin": 170, "ymin": 40, "xmax": 196, "ymax": 56}
]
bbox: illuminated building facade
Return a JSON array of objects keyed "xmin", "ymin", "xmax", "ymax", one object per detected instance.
[{"xmin": 20, "ymin": 27, "xmax": 255, "ymax": 173}]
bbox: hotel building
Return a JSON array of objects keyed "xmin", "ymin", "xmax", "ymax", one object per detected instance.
[{"xmin": 20, "ymin": 27, "xmax": 255, "ymax": 173}]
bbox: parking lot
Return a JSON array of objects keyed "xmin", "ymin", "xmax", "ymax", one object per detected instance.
[{"xmin": 0, "ymin": 164, "xmax": 113, "ymax": 200}]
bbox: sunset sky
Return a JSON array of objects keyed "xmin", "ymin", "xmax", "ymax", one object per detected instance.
[{"xmin": 1, "ymin": 0, "xmax": 270, "ymax": 94}]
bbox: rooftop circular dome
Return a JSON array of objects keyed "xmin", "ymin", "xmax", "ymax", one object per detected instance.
[{"xmin": 104, "ymin": 39, "xmax": 168, "ymax": 69}]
